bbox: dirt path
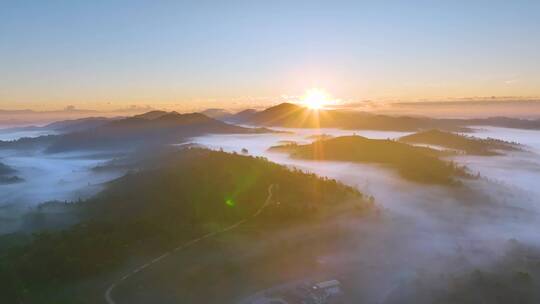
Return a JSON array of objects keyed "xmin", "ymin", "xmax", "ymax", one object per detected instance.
[{"xmin": 105, "ymin": 184, "xmax": 276, "ymax": 304}]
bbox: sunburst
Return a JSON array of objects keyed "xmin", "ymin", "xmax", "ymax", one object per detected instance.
[{"xmin": 301, "ymin": 88, "xmax": 332, "ymax": 110}]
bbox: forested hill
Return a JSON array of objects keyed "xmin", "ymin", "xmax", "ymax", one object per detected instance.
[
  {"xmin": 269, "ymin": 135, "xmax": 471, "ymax": 185},
  {"xmin": 399, "ymin": 129, "xmax": 521, "ymax": 155},
  {"xmin": 0, "ymin": 111, "xmax": 273, "ymax": 153},
  {"xmin": 228, "ymin": 103, "xmax": 540, "ymax": 131},
  {"xmin": 0, "ymin": 162, "xmax": 15, "ymax": 175},
  {"xmin": 0, "ymin": 149, "xmax": 369, "ymax": 303},
  {"xmin": 43, "ymin": 117, "xmax": 114, "ymax": 133},
  {"xmin": 232, "ymin": 103, "xmax": 468, "ymax": 131},
  {"xmin": 0, "ymin": 162, "xmax": 23, "ymax": 184}
]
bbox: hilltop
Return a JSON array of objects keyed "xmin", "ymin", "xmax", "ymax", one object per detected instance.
[
  {"xmin": 0, "ymin": 149, "xmax": 370, "ymax": 303},
  {"xmin": 228, "ymin": 103, "xmax": 466, "ymax": 131},
  {"xmin": 269, "ymin": 135, "xmax": 470, "ymax": 184},
  {"xmin": 45, "ymin": 112, "xmax": 271, "ymax": 152},
  {"xmin": 0, "ymin": 111, "xmax": 273, "ymax": 153},
  {"xmin": 229, "ymin": 103, "xmax": 540, "ymax": 132},
  {"xmin": 399, "ymin": 129, "xmax": 522, "ymax": 156},
  {"xmin": 200, "ymin": 108, "xmax": 233, "ymax": 119},
  {"xmin": 0, "ymin": 117, "xmax": 117, "ymax": 136}
]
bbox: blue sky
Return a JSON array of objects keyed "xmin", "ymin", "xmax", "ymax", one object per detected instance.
[{"xmin": 1, "ymin": 0, "xmax": 539, "ymax": 110}]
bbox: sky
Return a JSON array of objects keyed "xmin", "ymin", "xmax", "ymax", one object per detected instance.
[{"xmin": 1, "ymin": 0, "xmax": 539, "ymax": 111}]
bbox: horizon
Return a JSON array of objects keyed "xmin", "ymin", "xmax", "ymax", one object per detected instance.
[
  {"xmin": 2, "ymin": 3, "xmax": 540, "ymax": 302},
  {"xmin": 2, "ymin": 98, "xmax": 540, "ymax": 129},
  {"xmin": 1, "ymin": 1, "xmax": 540, "ymax": 111}
]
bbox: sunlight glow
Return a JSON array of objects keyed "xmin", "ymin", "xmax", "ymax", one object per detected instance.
[{"xmin": 301, "ymin": 88, "xmax": 333, "ymax": 110}]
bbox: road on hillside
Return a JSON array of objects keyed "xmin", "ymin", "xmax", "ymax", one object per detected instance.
[{"xmin": 104, "ymin": 184, "xmax": 276, "ymax": 304}]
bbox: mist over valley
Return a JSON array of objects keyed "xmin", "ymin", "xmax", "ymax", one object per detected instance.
[{"xmin": 0, "ymin": 101, "xmax": 539, "ymax": 303}]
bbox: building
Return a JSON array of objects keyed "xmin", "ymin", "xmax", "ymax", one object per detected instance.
[{"xmin": 307, "ymin": 280, "xmax": 344, "ymax": 304}]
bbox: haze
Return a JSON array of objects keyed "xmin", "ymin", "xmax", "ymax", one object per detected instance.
[
  {"xmin": 1, "ymin": 2, "xmax": 540, "ymax": 304},
  {"xmin": 1, "ymin": 1, "xmax": 540, "ymax": 112}
]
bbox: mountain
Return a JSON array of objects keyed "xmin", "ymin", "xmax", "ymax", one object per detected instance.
[
  {"xmin": 133, "ymin": 110, "xmax": 169, "ymax": 120},
  {"xmin": 231, "ymin": 103, "xmax": 469, "ymax": 131},
  {"xmin": 0, "ymin": 149, "xmax": 369, "ymax": 303},
  {"xmin": 45, "ymin": 112, "xmax": 272, "ymax": 152},
  {"xmin": 269, "ymin": 135, "xmax": 471, "ymax": 184},
  {"xmin": 224, "ymin": 108, "xmax": 258, "ymax": 123},
  {"xmin": 0, "ymin": 136, "xmax": 57, "ymax": 150},
  {"xmin": 0, "ymin": 117, "xmax": 117, "ymax": 136},
  {"xmin": 200, "ymin": 108, "xmax": 232, "ymax": 120},
  {"xmin": 238, "ymin": 103, "xmax": 304, "ymax": 126},
  {"xmin": 0, "ymin": 111, "xmax": 273, "ymax": 153},
  {"xmin": 44, "ymin": 117, "xmax": 116, "ymax": 133},
  {"xmin": 230, "ymin": 103, "xmax": 540, "ymax": 131},
  {"xmin": 399, "ymin": 129, "xmax": 521, "ymax": 156},
  {"xmin": 460, "ymin": 117, "xmax": 540, "ymax": 130}
]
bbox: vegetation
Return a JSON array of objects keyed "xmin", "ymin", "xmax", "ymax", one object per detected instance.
[
  {"xmin": 230, "ymin": 102, "xmax": 540, "ymax": 131},
  {"xmin": 462, "ymin": 116, "xmax": 540, "ymax": 130},
  {"xmin": 234, "ymin": 103, "xmax": 470, "ymax": 131},
  {"xmin": 42, "ymin": 117, "xmax": 114, "ymax": 133},
  {"xmin": 0, "ymin": 135, "xmax": 57, "ymax": 151},
  {"xmin": 0, "ymin": 149, "xmax": 368, "ymax": 303},
  {"xmin": 403, "ymin": 242, "xmax": 540, "ymax": 303},
  {"xmin": 0, "ymin": 111, "xmax": 273, "ymax": 153},
  {"xmin": 0, "ymin": 162, "xmax": 15, "ymax": 175},
  {"xmin": 45, "ymin": 112, "xmax": 275, "ymax": 153},
  {"xmin": 0, "ymin": 175, "xmax": 24, "ymax": 184},
  {"xmin": 306, "ymin": 134, "xmax": 334, "ymax": 141},
  {"xmin": 399, "ymin": 129, "xmax": 521, "ymax": 155},
  {"xmin": 269, "ymin": 135, "xmax": 471, "ymax": 184},
  {"xmin": 0, "ymin": 162, "xmax": 23, "ymax": 184}
]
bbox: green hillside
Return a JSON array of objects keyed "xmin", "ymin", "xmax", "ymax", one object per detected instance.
[
  {"xmin": 399, "ymin": 129, "xmax": 521, "ymax": 155},
  {"xmin": 270, "ymin": 135, "xmax": 471, "ymax": 185},
  {"xmin": 0, "ymin": 149, "xmax": 369, "ymax": 303}
]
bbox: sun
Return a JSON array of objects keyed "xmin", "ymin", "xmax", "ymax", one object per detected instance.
[{"xmin": 301, "ymin": 88, "xmax": 332, "ymax": 109}]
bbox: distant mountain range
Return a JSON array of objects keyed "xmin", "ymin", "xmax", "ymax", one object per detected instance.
[
  {"xmin": 227, "ymin": 103, "xmax": 540, "ymax": 131},
  {"xmin": 0, "ymin": 117, "xmax": 118, "ymax": 135},
  {"xmin": 0, "ymin": 106, "xmax": 156, "ymax": 128},
  {"xmin": 0, "ymin": 111, "xmax": 273, "ymax": 153},
  {"xmin": 200, "ymin": 108, "xmax": 233, "ymax": 119},
  {"xmin": 2, "ymin": 104, "xmax": 538, "ymax": 153}
]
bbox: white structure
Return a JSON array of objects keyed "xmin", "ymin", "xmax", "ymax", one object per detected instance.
[{"xmin": 314, "ymin": 279, "xmax": 342, "ymax": 296}]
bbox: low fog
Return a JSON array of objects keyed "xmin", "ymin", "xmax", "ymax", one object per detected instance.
[
  {"xmin": 192, "ymin": 126, "xmax": 540, "ymax": 303},
  {"xmin": 0, "ymin": 129, "xmax": 58, "ymax": 141},
  {"xmin": 1, "ymin": 125, "xmax": 539, "ymax": 302},
  {"xmin": 0, "ymin": 146, "xmax": 123, "ymax": 233}
]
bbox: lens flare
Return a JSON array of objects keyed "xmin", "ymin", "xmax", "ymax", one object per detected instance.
[{"xmin": 225, "ymin": 198, "xmax": 236, "ymax": 207}]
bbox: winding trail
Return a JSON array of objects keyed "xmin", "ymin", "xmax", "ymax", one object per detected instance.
[{"xmin": 104, "ymin": 184, "xmax": 276, "ymax": 304}]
